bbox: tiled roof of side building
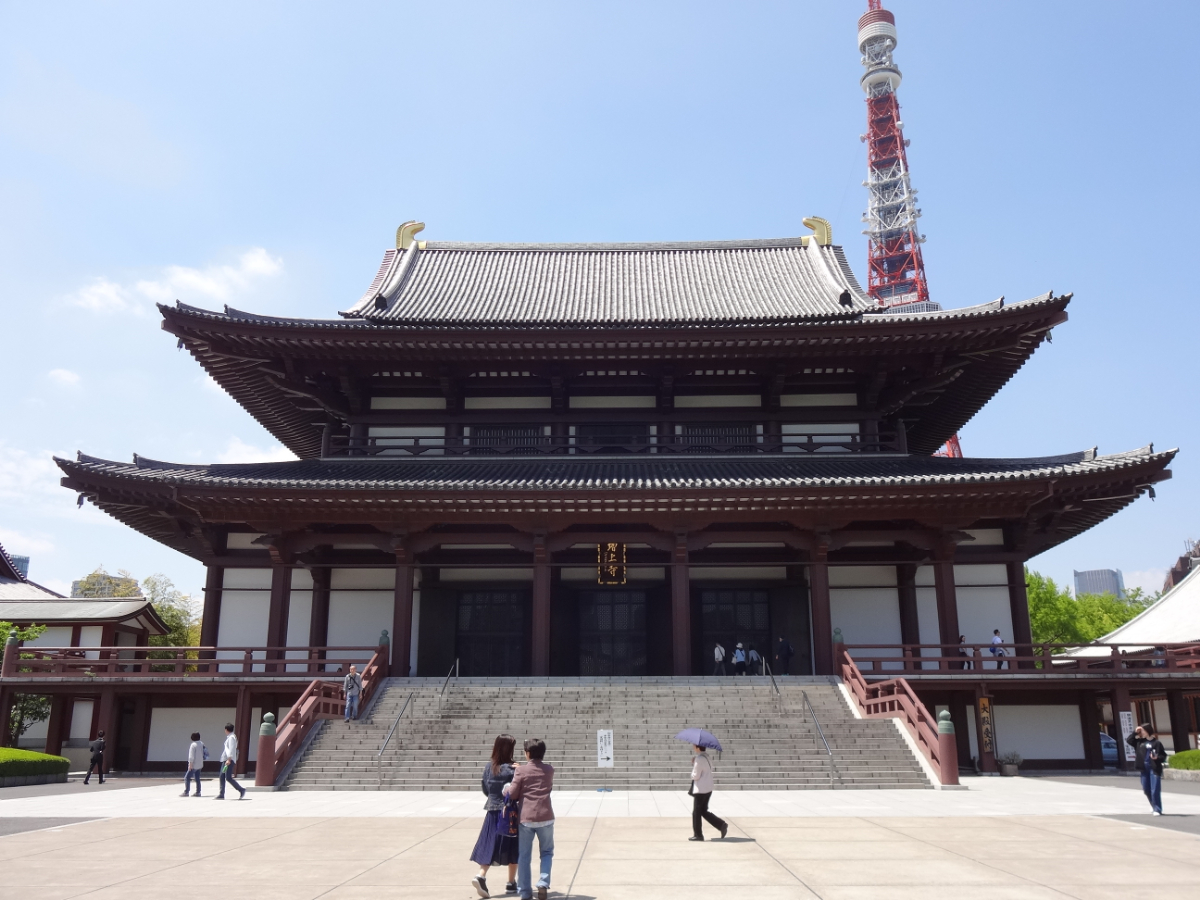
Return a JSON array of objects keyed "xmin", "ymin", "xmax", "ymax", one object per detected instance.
[
  {"xmin": 340, "ymin": 237, "xmax": 877, "ymax": 326},
  {"xmin": 58, "ymin": 445, "xmax": 1175, "ymax": 493}
]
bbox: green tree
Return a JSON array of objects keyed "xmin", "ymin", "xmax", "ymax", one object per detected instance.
[
  {"xmin": 0, "ymin": 622, "xmax": 51, "ymax": 745},
  {"xmin": 1026, "ymin": 568, "xmax": 1159, "ymax": 647},
  {"xmin": 141, "ymin": 574, "xmax": 201, "ymax": 648},
  {"xmin": 72, "ymin": 567, "xmax": 140, "ymax": 598}
]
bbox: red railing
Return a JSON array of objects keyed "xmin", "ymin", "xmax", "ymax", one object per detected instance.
[
  {"xmin": 838, "ymin": 644, "xmax": 952, "ymax": 785},
  {"xmin": 842, "ymin": 642, "xmax": 1200, "ymax": 676},
  {"xmin": 1, "ymin": 645, "xmax": 380, "ymax": 679},
  {"xmin": 266, "ymin": 644, "xmax": 388, "ymax": 786}
]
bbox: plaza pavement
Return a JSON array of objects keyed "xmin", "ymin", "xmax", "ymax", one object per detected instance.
[{"xmin": 1, "ymin": 777, "xmax": 1198, "ymax": 898}]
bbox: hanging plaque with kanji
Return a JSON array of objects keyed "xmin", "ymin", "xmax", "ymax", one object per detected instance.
[{"xmin": 597, "ymin": 542, "xmax": 627, "ymax": 585}]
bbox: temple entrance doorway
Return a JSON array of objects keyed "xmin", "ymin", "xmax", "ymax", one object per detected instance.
[
  {"xmin": 698, "ymin": 588, "xmax": 772, "ymax": 674},
  {"xmin": 455, "ymin": 589, "xmax": 529, "ymax": 676},
  {"xmin": 578, "ymin": 588, "xmax": 647, "ymax": 675}
]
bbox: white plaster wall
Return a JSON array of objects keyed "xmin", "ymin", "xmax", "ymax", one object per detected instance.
[
  {"xmin": 438, "ymin": 568, "xmax": 534, "ymax": 582},
  {"xmin": 147, "ymin": 707, "xmax": 266, "ymax": 762},
  {"xmin": 223, "ymin": 568, "xmax": 272, "ymax": 589},
  {"xmin": 25, "ymin": 626, "xmax": 72, "ymax": 647},
  {"xmin": 21, "ymin": 716, "xmax": 49, "ymax": 744},
  {"xmin": 915, "ymin": 566, "xmax": 940, "ymax": 661},
  {"xmin": 955, "ymin": 564, "xmax": 1014, "ymax": 656},
  {"xmin": 328, "ymin": 569, "xmax": 394, "ymax": 660},
  {"xmin": 70, "ymin": 700, "xmax": 94, "ymax": 740},
  {"xmin": 225, "ymin": 534, "xmax": 266, "ymax": 551},
  {"xmin": 216, "ymin": 589, "xmax": 270, "ymax": 671},
  {"xmin": 291, "ymin": 569, "xmax": 314, "ymax": 590},
  {"xmin": 285, "ymin": 590, "xmax": 313, "ymax": 672},
  {"xmin": 78, "ymin": 625, "xmax": 103, "ymax": 659},
  {"xmin": 829, "ymin": 566, "xmax": 902, "ymax": 668},
  {"xmin": 993, "ymin": 705, "xmax": 1086, "ymax": 761}
]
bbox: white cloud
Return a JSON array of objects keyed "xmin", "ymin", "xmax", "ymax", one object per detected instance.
[
  {"xmin": 198, "ymin": 374, "xmax": 227, "ymax": 395},
  {"xmin": 63, "ymin": 248, "xmax": 284, "ymax": 316},
  {"xmin": 1124, "ymin": 569, "xmax": 1168, "ymax": 595},
  {"xmin": 47, "ymin": 368, "xmax": 81, "ymax": 387},
  {"xmin": 216, "ymin": 437, "xmax": 297, "ymax": 465},
  {"xmin": 0, "ymin": 444, "xmax": 64, "ymax": 507},
  {"xmin": 0, "ymin": 528, "xmax": 55, "ymax": 557}
]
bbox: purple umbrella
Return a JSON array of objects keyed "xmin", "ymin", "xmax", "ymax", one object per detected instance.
[{"xmin": 674, "ymin": 728, "xmax": 722, "ymax": 751}]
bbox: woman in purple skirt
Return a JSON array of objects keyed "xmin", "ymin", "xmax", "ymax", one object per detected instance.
[{"xmin": 470, "ymin": 733, "xmax": 519, "ymax": 897}]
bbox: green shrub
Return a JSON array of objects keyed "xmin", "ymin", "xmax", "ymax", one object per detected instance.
[
  {"xmin": 1171, "ymin": 749, "xmax": 1200, "ymax": 770},
  {"xmin": 0, "ymin": 748, "xmax": 71, "ymax": 778}
]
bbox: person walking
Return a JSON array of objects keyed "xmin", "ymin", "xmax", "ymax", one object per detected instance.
[
  {"xmin": 181, "ymin": 731, "xmax": 206, "ymax": 797},
  {"xmin": 82, "ymin": 729, "xmax": 106, "ymax": 785},
  {"xmin": 957, "ymin": 635, "xmax": 974, "ymax": 671},
  {"xmin": 343, "ymin": 664, "xmax": 363, "ymax": 723},
  {"xmin": 732, "ymin": 643, "xmax": 747, "ymax": 676},
  {"xmin": 1126, "ymin": 723, "xmax": 1167, "ymax": 815},
  {"xmin": 470, "ymin": 734, "xmax": 520, "ymax": 898},
  {"xmin": 711, "ymin": 642, "xmax": 727, "ymax": 676},
  {"xmin": 687, "ymin": 744, "xmax": 728, "ymax": 841},
  {"xmin": 504, "ymin": 738, "xmax": 555, "ymax": 900},
  {"xmin": 215, "ymin": 722, "xmax": 246, "ymax": 800},
  {"xmin": 747, "ymin": 645, "xmax": 761, "ymax": 675},
  {"xmin": 775, "ymin": 636, "xmax": 794, "ymax": 675},
  {"xmin": 990, "ymin": 629, "xmax": 1007, "ymax": 670}
]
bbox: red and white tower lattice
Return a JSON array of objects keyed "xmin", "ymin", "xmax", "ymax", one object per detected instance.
[{"xmin": 858, "ymin": 1, "xmax": 930, "ymax": 309}]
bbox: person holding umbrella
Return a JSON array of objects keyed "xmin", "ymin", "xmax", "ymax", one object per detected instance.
[{"xmin": 674, "ymin": 728, "xmax": 728, "ymax": 842}]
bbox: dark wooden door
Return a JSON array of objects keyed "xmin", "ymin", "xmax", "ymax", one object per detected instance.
[
  {"xmin": 455, "ymin": 589, "xmax": 530, "ymax": 676},
  {"xmin": 699, "ymin": 588, "xmax": 771, "ymax": 672},
  {"xmin": 578, "ymin": 589, "xmax": 647, "ymax": 675}
]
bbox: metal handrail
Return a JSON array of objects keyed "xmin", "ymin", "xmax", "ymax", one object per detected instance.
[
  {"xmin": 377, "ymin": 690, "xmax": 415, "ymax": 788},
  {"xmin": 439, "ymin": 658, "xmax": 459, "ymax": 699},
  {"xmin": 802, "ymin": 689, "xmax": 836, "ymax": 789},
  {"xmin": 763, "ymin": 659, "xmax": 780, "ymax": 695}
]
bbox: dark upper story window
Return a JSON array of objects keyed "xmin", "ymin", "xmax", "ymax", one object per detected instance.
[
  {"xmin": 468, "ymin": 425, "xmax": 548, "ymax": 454},
  {"xmin": 679, "ymin": 424, "xmax": 758, "ymax": 453},
  {"xmin": 574, "ymin": 423, "xmax": 652, "ymax": 454}
]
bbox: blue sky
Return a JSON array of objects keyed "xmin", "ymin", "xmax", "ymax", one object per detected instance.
[{"xmin": 1, "ymin": 0, "xmax": 1194, "ymax": 600}]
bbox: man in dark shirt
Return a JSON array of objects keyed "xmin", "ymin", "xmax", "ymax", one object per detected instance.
[
  {"xmin": 775, "ymin": 637, "xmax": 794, "ymax": 675},
  {"xmin": 83, "ymin": 730, "xmax": 106, "ymax": 785},
  {"xmin": 1126, "ymin": 723, "xmax": 1167, "ymax": 815}
]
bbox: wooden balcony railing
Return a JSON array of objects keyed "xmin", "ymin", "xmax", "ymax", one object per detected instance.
[
  {"xmin": 325, "ymin": 429, "xmax": 905, "ymax": 458},
  {"xmin": 837, "ymin": 644, "xmax": 955, "ymax": 786},
  {"xmin": 0, "ymin": 645, "xmax": 381, "ymax": 680},
  {"xmin": 842, "ymin": 642, "xmax": 1200, "ymax": 676}
]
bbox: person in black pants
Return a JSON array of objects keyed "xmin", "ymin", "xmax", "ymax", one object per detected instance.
[
  {"xmin": 775, "ymin": 637, "xmax": 794, "ymax": 675},
  {"xmin": 687, "ymin": 745, "xmax": 727, "ymax": 842},
  {"xmin": 82, "ymin": 730, "xmax": 106, "ymax": 785}
]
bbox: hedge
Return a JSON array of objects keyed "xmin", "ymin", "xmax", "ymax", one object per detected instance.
[
  {"xmin": 0, "ymin": 748, "xmax": 71, "ymax": 778},
  {"xmin": 1171, "ymin": 749, "xmax": 1200, "ymax": 770}
]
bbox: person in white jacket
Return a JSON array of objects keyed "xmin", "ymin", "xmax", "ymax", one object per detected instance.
[
  {"xmin": 215, "ymin": 723, "xmax": 246, "ymax": 800},
  {"xmin": 181, "ymin": 732, "xmax": 205, "ymax": 797},
  {"xmin": 687, "ymin": 746, "xmax": 728, "ymax": 842}
]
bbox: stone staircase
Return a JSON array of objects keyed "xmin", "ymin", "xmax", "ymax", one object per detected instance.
[{"xmin": 284, "ymin": 676, "xmax": 931, "ymax": 791}]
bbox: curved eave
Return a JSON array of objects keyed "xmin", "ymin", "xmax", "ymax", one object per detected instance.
[
  {"xmin": 56, "ymin": 445, "xmax": 1173, "ymax": 561},
  {"xmin": 160, "ymin": 293, "xmax": 1070, "ymax": 460}
]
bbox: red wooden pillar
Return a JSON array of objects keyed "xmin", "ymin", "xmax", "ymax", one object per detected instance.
[
  {"xmin": 391, "ymin": 539, "xmax": 414, "ymax": 677},
  {"xmin": 0, "ymin": 687, "xmax": 14, "ymax": 747},
  {"xmin": 897, "ymin": 564, "xmax": 920, "ymax": 668},
  {"xmin": 1166, "ymin": 689, "xmax": 1193, "ymax": 753},
  {"xmin": 45, "ymin": 695, "xmax": 69, "ymax": 756},
  {"xmin": 933, "ymin": 551, "xmax": 960, "ymax": 657},
  {"xmin": 200, "ymin": 565, "xmax": 224, "ymax": 650},
  {"xmin": 266, "ymin": 565, "xmax": 291, "ymax": 673},
  {"xmin": 532, "ymin": 533, "xmax": 551, "ymax": 676},
  {"xmin": 1111, "ymin": 684, "xmax": 1134, "ymax": 771},
  {"xmin": 1006, "ymin": 560, "xmax": 1033, "ymax": 665},
  {"xmin": 96, "ymin": 689, "xmax": 117, "ymax": 773},
  {"xmin": 235, "ymin": 685, "xmax": 251, "ymax": 776},
  {"xmin": 671, "ymin": 530, "xmax": 691, "ymax": 675},
  {"xmin": 809, "ymin": 543, "xmax": 833, "ymax": 676}
]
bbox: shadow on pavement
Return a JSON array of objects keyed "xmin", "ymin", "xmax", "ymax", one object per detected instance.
[
  {"xmin": 1104, "ymin": 813, "xmax": 1200, "ymax": 837},
  {"xmin": 0, "ymin": 818, "xmax": 97, "ymax": 837}
]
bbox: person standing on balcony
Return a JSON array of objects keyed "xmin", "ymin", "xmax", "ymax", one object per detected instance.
[
  {"xmin": 504, "ymin": 738, "xmax": 555, "ymax": 900},
  {"xmin": 990, "ymin": 630, "xmax": 1008, "ymax": 670},
  {"xmin": 470, "ymin": 733, "xmax": 519, "ymax": 898},
  {"xmin": 82, "ymin": 730, "xmax": 105, "ymax": 785},
  {"xmin": 712, "ymin": 642, "xmax": 727, "ymax": 676},
  {"xmin": 732, "ymin": 643, "xmax": 747, "ymax": 676},
  {"xmin": 775, "ymin": 636, "xmax": 794, "ymax": 675},
  {"xmin": 215, "ymin": 723, "xmax": 246, "ymax": 800},
  {"xmin": 1127, "ymin": 723, "xmax": 1166, "ymax": 815},
  {"xmin": 343, "ymin": 664, "xmax": 363, "ymax": 723}
]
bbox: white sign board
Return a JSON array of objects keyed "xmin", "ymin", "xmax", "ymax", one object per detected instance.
[
  {"xmin": 597, "ymin": 729, "xmax": 614, "ymax": 768},
  {"xmin": 1118, "ymin": 710, "xmax": 1137, "ymax": 762}
]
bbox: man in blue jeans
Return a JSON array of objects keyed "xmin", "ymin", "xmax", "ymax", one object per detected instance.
[
  {"xmin": 343, "ymin": 664, "xmax": 362, "ymax": 722},
  {"xmin": 1127, "ymin": 723, "xmax": 1166, "ymax": 815},
  {"xmin": 504, "ymin": 738, "xmax": 555, "ymax": 900}
]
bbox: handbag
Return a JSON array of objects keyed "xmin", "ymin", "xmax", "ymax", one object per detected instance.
[{"xmin": 500, "ymin": 796, "xmax": 521, "ymax": 836}]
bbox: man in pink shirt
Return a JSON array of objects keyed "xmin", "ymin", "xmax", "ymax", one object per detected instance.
[{"xmin": 504, "ymin": 738, "xmax": 555, "ymax": 900}]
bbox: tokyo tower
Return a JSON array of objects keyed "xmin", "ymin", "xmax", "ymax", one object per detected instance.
[
  {"xmin": 858, "ymin": 2, "xmax": 962, "ymax": 457},
  {"xmin": 858, "ymin": 0, "xmax": 930, "ymax": 309}
]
